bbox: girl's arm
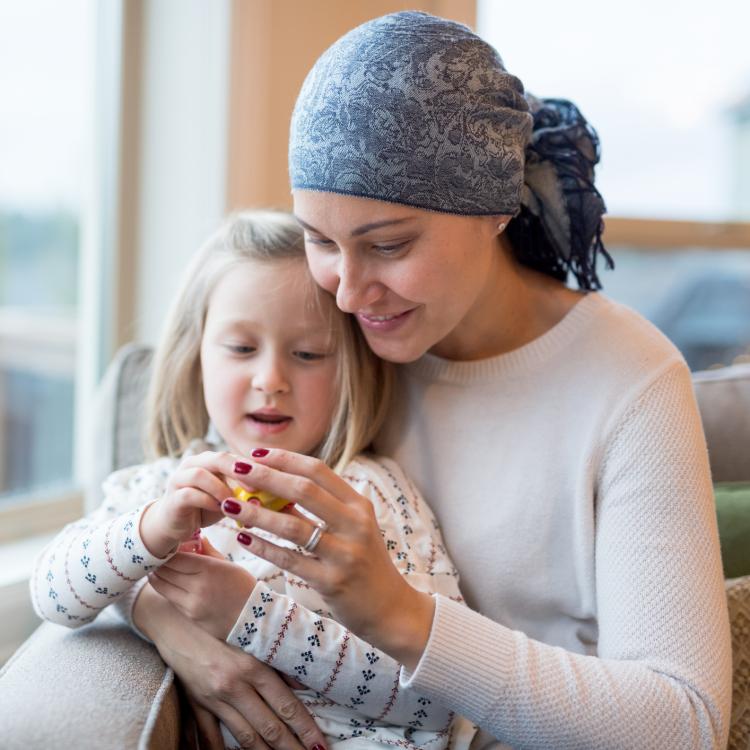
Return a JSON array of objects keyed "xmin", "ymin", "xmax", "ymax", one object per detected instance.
[
  {"xmin": 225, "ymin": 457, "xmax": 461, "ymax": 732},
  {"xmin": 30, "ymin": 460, "xmax": 178, "ymax": 627}
]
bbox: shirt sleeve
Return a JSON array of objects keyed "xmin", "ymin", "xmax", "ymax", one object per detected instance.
[
  {"xmin": 29, "ymin": 458, "xmax": 177, "ymax": 628},
  {"xmin": 227, "ymin": 456, "xmax": 462, "ymax": 731},
  {"xmin": 400, "ymin": 361, "xmax": 732, "ymax": 750}
]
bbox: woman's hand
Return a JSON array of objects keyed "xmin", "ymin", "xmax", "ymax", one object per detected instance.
[
  {"xmin": 218, "ymin": 449, "xmax": 435, "ymax": 669},
  {"xmin": 140, "ymin": 451, "xmax": 255, "ymax": 558},
  {"xmin": 133, "ymin": 582, "xmax": 327, "ymax": 750},
  {"xmin": 148, "ymin": 535, "xmax": 256, "ymax": 641}
]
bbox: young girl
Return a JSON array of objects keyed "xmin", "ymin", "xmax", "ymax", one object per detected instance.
[{"xmin": 30, "ymin": 211, "xmax": 474, "ymax": 750}]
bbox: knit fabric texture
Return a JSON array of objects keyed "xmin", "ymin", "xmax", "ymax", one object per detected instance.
[{"xmin": 377, "ymin": 292, "xmax": 732, "ymax": 749}]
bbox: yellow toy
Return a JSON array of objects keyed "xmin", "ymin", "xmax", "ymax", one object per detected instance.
[{"xmin": 233, "ymin": 485, "xmax": 290, "ymax": 513}]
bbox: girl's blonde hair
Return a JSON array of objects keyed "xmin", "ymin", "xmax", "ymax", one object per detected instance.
[{"xmin": 146, "ymin": 210, "xmax": 393, "ymax": 472}]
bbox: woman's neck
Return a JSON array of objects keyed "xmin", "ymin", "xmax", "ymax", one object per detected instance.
[{"xmin": 430, "ymin": 242, "xmax": 585, "ymax": 362}]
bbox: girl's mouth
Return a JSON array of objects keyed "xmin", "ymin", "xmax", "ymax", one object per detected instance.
[{"xmin": 247, "ymin": 412, "xmax": 292, "ymax": 434}]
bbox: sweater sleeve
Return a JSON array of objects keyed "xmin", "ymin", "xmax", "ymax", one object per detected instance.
[
  {"xmin": 227, "ymin": 456, "xmax": 462, "ymax": 731},
  {"xmin": 400, "ymin": 361, "xmax": 732, "ymax": 750},
  {"xmin": 30, "ymin": 459, "xmax": 177, "ymax": 628}
]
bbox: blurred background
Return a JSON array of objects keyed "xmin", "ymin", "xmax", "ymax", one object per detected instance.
[{"xmin": 0, "ymin": 0, "xmax": 748, "ymax": 657}]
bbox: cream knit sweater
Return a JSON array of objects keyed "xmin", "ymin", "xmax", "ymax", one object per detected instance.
[{"xmin": 376, "ymin": 292, "xmax": 732, "ymax": 750}]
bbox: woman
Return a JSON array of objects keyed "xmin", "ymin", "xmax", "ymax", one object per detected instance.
[{"xmin": 135, "ymin": 11, "xmax": 731, "ymax": 749}]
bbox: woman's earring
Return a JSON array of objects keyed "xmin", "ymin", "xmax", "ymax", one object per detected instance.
[{"xmin": 497, "ymin": 222, "xmax": 507, "ymax": 233}]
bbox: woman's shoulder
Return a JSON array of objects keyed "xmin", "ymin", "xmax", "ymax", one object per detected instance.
[{"xmin": 580, "ymin": 293, "xmax": 687, "ymax": 385}]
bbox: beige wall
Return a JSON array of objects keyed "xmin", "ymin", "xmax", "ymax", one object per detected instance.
[{"xmin": 226, "ymin": 0, "xmax": 476, "ymax": 212}]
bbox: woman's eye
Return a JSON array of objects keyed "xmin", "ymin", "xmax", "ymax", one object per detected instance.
[
  {"xmin": 305, "ymin": 235, "xmax": 335, "ymax": 247},
  {"xmin": 372, "ymin": 241, "xmax": 408, "ymax": 255}
]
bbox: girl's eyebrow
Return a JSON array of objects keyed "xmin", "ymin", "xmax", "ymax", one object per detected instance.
[{"xmin": 295, "ymin": 216, "xmax": 414, "ymax": 238}]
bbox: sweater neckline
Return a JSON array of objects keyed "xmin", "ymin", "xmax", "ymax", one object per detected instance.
[{"xmin": 405, "ymin": 292, "xmax": 608, "ymax": 385}]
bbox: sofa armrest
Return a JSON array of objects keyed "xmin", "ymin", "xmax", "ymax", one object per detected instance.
[{"xmin": 0, "ymin": 611, "xmax": 179, "ymax": 749}]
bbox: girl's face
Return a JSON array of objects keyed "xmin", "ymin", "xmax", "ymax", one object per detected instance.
[
  {"xmin": 293, "ymin": 190, "xmax": 508, "ymax": 363},
  {"xmin": 200, "ymin": 258, "xmax": 339, "ymax": 456}
]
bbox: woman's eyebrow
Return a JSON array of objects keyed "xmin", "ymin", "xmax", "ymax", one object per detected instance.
[{"xmin": 295, "ymin": 216, "xmax": 413, "ymax": 238}]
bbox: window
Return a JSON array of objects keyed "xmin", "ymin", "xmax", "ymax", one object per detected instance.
[
  {"xmin": 0, "ymin": 0, "xmax": 96, "ymax": 504},
  {"xmin": 478, "ymin": 1, "xmax": 750, "ymax": 371}
]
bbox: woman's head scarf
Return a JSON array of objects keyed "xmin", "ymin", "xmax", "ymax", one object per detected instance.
[{"xmin": 289, "ymin": 11, "xmax": 613, "ymax": 289}]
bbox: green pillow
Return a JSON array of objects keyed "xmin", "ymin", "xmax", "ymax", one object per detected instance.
[{"xmin": 714, "ymin": 483, "xmax": 750, "ymax": 579}]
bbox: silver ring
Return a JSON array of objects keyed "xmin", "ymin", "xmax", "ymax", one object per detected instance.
[{"xmin": 302, "ymin": 521, "xmax": 327, "ymax": 553}]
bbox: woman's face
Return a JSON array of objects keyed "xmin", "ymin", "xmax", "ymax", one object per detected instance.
[{"xmin": 294, "ymin": 191, "xmax": 507, "ymax": 363}]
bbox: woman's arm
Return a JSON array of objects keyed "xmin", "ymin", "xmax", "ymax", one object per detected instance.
[
  {"xmin": 133, "ymin": 581, "xmax": 329, "ymax": 750},
  {"xmin": 221, "ymin": 364, "xmax": 732, "ymax": 749},
  {"xmin": 227, "ymin": 458, "xmax": 461, "ymax": 730}
]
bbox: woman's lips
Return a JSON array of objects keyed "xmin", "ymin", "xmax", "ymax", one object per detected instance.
[{"xmin": 356, "ymin": 308, "xmax": 414, "ymax": 333}]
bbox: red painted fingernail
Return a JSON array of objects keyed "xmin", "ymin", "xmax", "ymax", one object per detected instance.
[
  {"xmin": 237, "ymin": 532, "xmax": 253, "ymax": 545},
  {"xmin": 252, "ymin": 448, "xmax": 269, "ymax": 457},
  {"xmin": 248, "ymin": 496, "xmax": 261, "ymax": 506},
  {"xmin": 281, "ymin": 502, "xmax": 297, "ymax": 513},
  {"xmin": 234, "ymin": 461, "xmax": 252, "ymax": 474},
  {"xmin": 312, "ymin": 744, "xmax": 327, "ymax": 750},
  {"xmin": 223, "ymin": 499, "xmax": 242, "ymax": 515}
]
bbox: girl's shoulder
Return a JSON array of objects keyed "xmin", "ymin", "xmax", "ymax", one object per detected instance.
[{"xmin": 339, "ymin": 453, "xmax": 422, "ymax": 507}]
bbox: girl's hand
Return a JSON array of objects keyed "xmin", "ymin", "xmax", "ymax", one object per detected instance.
[
  {"xmin": 218, "ymin": 449, "xmax": 435, "ymax": 670},
  {"xmin": 148, "ymin": 535, "xmax": 257, "ymax": 640},
  {"xmin": 133, "ymin": 582, "xmax": 328, "ymax": 750},
  {"xmin": 140, "ymin": 451, "xmax": 254, "ymax": 558}
]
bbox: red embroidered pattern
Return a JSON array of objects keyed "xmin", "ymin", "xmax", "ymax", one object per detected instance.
[
  {"xmin": 104, "ymin": 518, "xmax": 140, "ymax": 583},
  {"xmin": 63, "ymin": 532, "xmax": 99, "ymax": 611},
  {"xmin": 287, "ymin": 576, "xmax": 312, "ymax": 589},
  {"xmin": 265, "ymin": 601, "xmax": 297, "ymax": 663},
  {"xmin": 376, "ymin": 663, "xmax": 402, "ymax": 721},
  {"xmin": 321, "ymin": 631, "xmax": 350, "ymax": 695}
]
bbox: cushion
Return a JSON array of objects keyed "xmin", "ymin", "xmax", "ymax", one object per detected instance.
[
  {"xmin": 715, "ymin": 483, "xmax": 750, "ymax": 579},
  {"xmin": 694, "ymin": 363, "xmax": 750, "ymax": 483},
  {"xmin": 727, "ymin": 575, "xmax": 750, "ymax": 750},
  {"xmin": 0, "ymin": 611, "xmax": 179, "ymax": 749}
]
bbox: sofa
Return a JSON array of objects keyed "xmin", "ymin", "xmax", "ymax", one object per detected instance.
[{"xmin": 1, "ymin": 345, "xmax": 749, "ymax": 749}]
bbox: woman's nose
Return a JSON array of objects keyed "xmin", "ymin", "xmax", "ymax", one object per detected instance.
[{"xmin": 335, "ymin": 256, "xmax": 382, "ymax": 313}]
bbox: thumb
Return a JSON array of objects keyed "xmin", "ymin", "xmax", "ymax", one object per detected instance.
[{"xmin": 198, "ymin": 535, "xmax": 225, "ymax": 559}]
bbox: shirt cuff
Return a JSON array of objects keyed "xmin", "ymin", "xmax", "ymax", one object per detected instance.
[{"xmin": 400, "ymin": 594, "xmax": 516, "ymax": 722}]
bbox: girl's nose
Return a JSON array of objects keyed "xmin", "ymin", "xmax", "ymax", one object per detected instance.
[{"xmin": 252, "ymin": 355, "xmax": 289, "ymax": 394}]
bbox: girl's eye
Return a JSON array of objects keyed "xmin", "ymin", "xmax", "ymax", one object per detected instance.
[
  {"xmin": 294, "ymin": 351, "xmax": 326, "ymax": 361},
  {"xmin": 227, "ymin": 344, "xmax": 255, "ymax": 355}
]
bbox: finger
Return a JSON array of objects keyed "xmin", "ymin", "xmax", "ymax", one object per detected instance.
[
  {"xmin": 223, "ymin": 499, "xmax": 324, "ymax": 550},
  {"xmin": 248, "ymin": 448, "xmax": 353, "ymax": 501},
  {"xmin": 151, "ymin": 564, "xmax": 192, "ymax": 588},
  {"xmin": 191, "ymin": 699, "xmax": 225, "ymax": 750},
  {"xmin": 148, "ymin": 571, "xmax": 190, "ymax": 609},
  {"xmin": 162, "ymin": 551, "xmax": 212, "ymax": 573},
  {"xmin": 173, "ymin": 463, "xmax": 235, "ymax": 506},
  {"xmin": 234, "ymin": 530, "xmax": 323, "ymax": 584},
  {"xmin": 199, "ymin": 535, "xmax": 227, "ymax": 559},
  {"xmin": 221, "ymin": 461, "xmax": 350, "ymax": 530},
  {"xmin": 219, "ymin": 694, "xmax": 301, "ymax": 750},
  {"xmin": 252, "ymin": 669, "xmax": 328, "ymax": 750}
]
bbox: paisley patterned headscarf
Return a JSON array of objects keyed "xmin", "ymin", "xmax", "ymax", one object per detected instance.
[{"xmin": 289, "ymin": 11, "xmax": 613, "ymax": 290}]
